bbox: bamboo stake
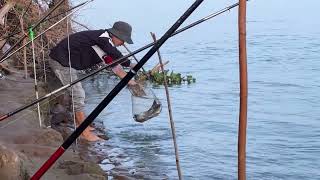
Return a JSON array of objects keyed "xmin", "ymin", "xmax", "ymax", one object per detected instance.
[
  {"xmin": 150, "ymin": 32, "xmax": 183, "ymax": 180},
  {"xmin": 238, "ymin": 0, "xmax": 248, "ymax": 180},
  {"xmin": 40, "ymin": 35, "xmax": 46, "ymax": 82},
  {"xmin": 150, "ymin": 60, "xmax": 169, "ymax": 75},
  {"xmin": 19, "ymin": 17, "xmax": 28, "ymax": 79},
  {"xmin": 38, "ymin": 6, "xmax": 47, "ymax": 83},
  {"xmin": 29, "ymin": 28, "xmax": 42, "ymax": 128}
]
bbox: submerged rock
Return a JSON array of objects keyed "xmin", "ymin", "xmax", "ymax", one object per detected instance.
[{"xmin": 50, "ymin": 103, "xmax": 71, "ymax": 126}]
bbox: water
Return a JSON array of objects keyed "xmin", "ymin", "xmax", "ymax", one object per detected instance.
[{"xmin": 76, "ymin": 0, "xmax": 320, "ymax": 179}]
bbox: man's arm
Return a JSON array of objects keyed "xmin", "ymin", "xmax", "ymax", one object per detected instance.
[
  {"xmin": 94, "ymin": 36, "xmax": 136, "ymax": 84},
  {"xmin": 111, "ymin": 64, "xmax": 136, "ymax": 85},
  {"xmin": 95, "ymin": 37, "xmax": 131, "ymax": 67},
  {"xmin": 129, "ymin": 62, "xmax": 136, "ymax": 69}
]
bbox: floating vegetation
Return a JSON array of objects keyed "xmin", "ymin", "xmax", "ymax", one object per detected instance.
[{"xmin": 136, "ymin": 69, "xmax": 196, "ymax": 85}]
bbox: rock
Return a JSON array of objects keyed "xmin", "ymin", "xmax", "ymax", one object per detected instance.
[
  {"xmin": 52, "ymin": 124, "xmax": 73, "ymax": 140},
  {"xmin": 0, "ymin": 144, "xmax": 29, "ymax": 180},
  {"xmin": 50, "ymin": 103, "xmax": 71, "ymax": 125},
  {"xmin": 58, "ymin": 160, "xmax": 106, "ymax": 176},
  {"xmin": 72, "ymin": 173, "xmax": 106, "ymax": 180},
  {"xmin": 113, "ymin": 174, "xmax": 136, "ymax": 180},
  {"xmin": 34, "ymin": 128, "xmax": 63, "ymax": 146},
  {"xmin": 0, "ymin": 128, "xmax": 63, "ymax": 147}
]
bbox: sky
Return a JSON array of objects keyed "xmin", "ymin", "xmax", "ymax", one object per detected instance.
[{"xmin": 71, "ymin": 0, "xmax": 319, "ymax": 47}]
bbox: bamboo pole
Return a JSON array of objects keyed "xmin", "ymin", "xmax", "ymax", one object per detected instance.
[
  {"xmin": 238, "ymin": 0, "xmax": 248, "ymax": 180},
  {"xmin": 66, "ymin": 14, "xmax": 78, "ymax": 148},
  {"xmin": 19, "ymin": 17, "xmax": 28, "ymax": 79},
  {"xmin": 38, "ymin": 6, "xmax": 47, "ymax": 83},
  {"xmin": 29, "ymin": 28, "xmax": 42, "ymax": 128},
  {"xmin": 150, "ymin": 32, "xmax": 183, "ymax": 180}
]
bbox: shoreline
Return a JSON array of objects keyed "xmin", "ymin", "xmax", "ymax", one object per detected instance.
[{"xmin": 0, "ymin": 67, "xmax": 167, "ymax": 180}]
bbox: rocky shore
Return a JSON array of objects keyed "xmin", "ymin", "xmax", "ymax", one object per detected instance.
[
  {"xmin": 0, "ymin": 1, "xmax": 165, "ymax": 179},
  {"xmin": 0, "ymin": 68, "xmax": 107, "ymax": 180}
]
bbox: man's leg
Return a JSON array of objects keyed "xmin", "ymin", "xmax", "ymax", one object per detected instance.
[{"xmin": 48, "ymin": 60, "xmax": 101, "ymax": 141}]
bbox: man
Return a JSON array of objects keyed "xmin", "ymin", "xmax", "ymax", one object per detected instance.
[{"xmin": 49, "ymin": 21, "xmax": 137, "ymax": 141}]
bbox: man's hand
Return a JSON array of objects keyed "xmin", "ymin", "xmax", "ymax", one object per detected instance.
[
  {"xmin": 127, "ymin": 83, "xmax": 146, "ymax": 97},
  {"xmin": 128, "ymin": 79, "xmax": 137, "ymax": 86}
]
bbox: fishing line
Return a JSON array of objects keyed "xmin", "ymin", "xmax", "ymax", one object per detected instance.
[
  {"xmin": 43, "ymin": 1, "xmax": 89, "ymax": 22},
  {"xmin": 76, "ymin": 22, "xmax": 160, "ymax": 122},
  {"xmin": 31, "ymin": 1, "xmax": 204, "ymax": 178},
  {"xmin": 0, "ymin": 1, "xmax": 242, "ymax": 122},
  {"xmin": 66, "ymin": 12, "xmax": 78, "ymax": 147},
  {"xmin": 122, "ymin": 44, "xmax": 148, "ymax": 75}
]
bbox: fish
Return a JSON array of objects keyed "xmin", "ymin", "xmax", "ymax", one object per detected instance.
[{"xmin": 133, "ymin": 99, "xmax": 162, "ymax": 123}]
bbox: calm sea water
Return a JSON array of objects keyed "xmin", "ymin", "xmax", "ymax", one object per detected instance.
[{"xmin": 77, "ymin": 0, "xmax": 320, "ymax": 179}]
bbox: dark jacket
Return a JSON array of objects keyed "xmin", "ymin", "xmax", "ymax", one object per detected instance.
[{"xmin": 49, "ymin": 30, "xmax": 130, "ymax": 70}]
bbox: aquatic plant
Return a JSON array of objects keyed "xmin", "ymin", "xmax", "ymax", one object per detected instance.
[{"xmin": 136, "ymin": 69, "xmax": 196, "ymax": 85}]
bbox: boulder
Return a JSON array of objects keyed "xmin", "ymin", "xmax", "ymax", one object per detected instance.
[{"xmin": 0, "ymin": 144, "xmax": 29, "ymax": 180}]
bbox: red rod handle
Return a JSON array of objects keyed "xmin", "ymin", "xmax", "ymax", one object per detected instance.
[
  {"xmin": 31, "ymin": 147, "xmax": 65, "ymax": 180},
  {"xmin": 0, "ymin": 115, "xmax": 8, "ymax": 121}
]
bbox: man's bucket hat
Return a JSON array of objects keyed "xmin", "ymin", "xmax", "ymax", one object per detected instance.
[{"xmin": 107, "ymin": 21, "xmax": 133, "ymax": 44}]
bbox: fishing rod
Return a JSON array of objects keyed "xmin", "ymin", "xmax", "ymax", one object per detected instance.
[
  {"xmin": 0, "ymin": 1, "xmax": 241, "ymax": 122},
  {"xmin": 31, "ymin": 1, "xmax": 204, "ymax": 179},
  {"xmin": 0, "ymin": 1, "xmax": 88, "ymax": 41},
  {"xmin": 0, "ymin": 0, "xmax": 67, "ymax": 62},
  {"xmin": 0, "ymin": 0, "xmax": 33, "ymax": 41},
  {"xmin": 0, "ymin": 0, "xmax": 93, "ymax": 63},
  {"xmin": 123, "ymin": 44, "xmax": 148, "ymax": 74},
  {"xmin": 44, "ymin": 1, "xmax": 88, "ymax": 22}
]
